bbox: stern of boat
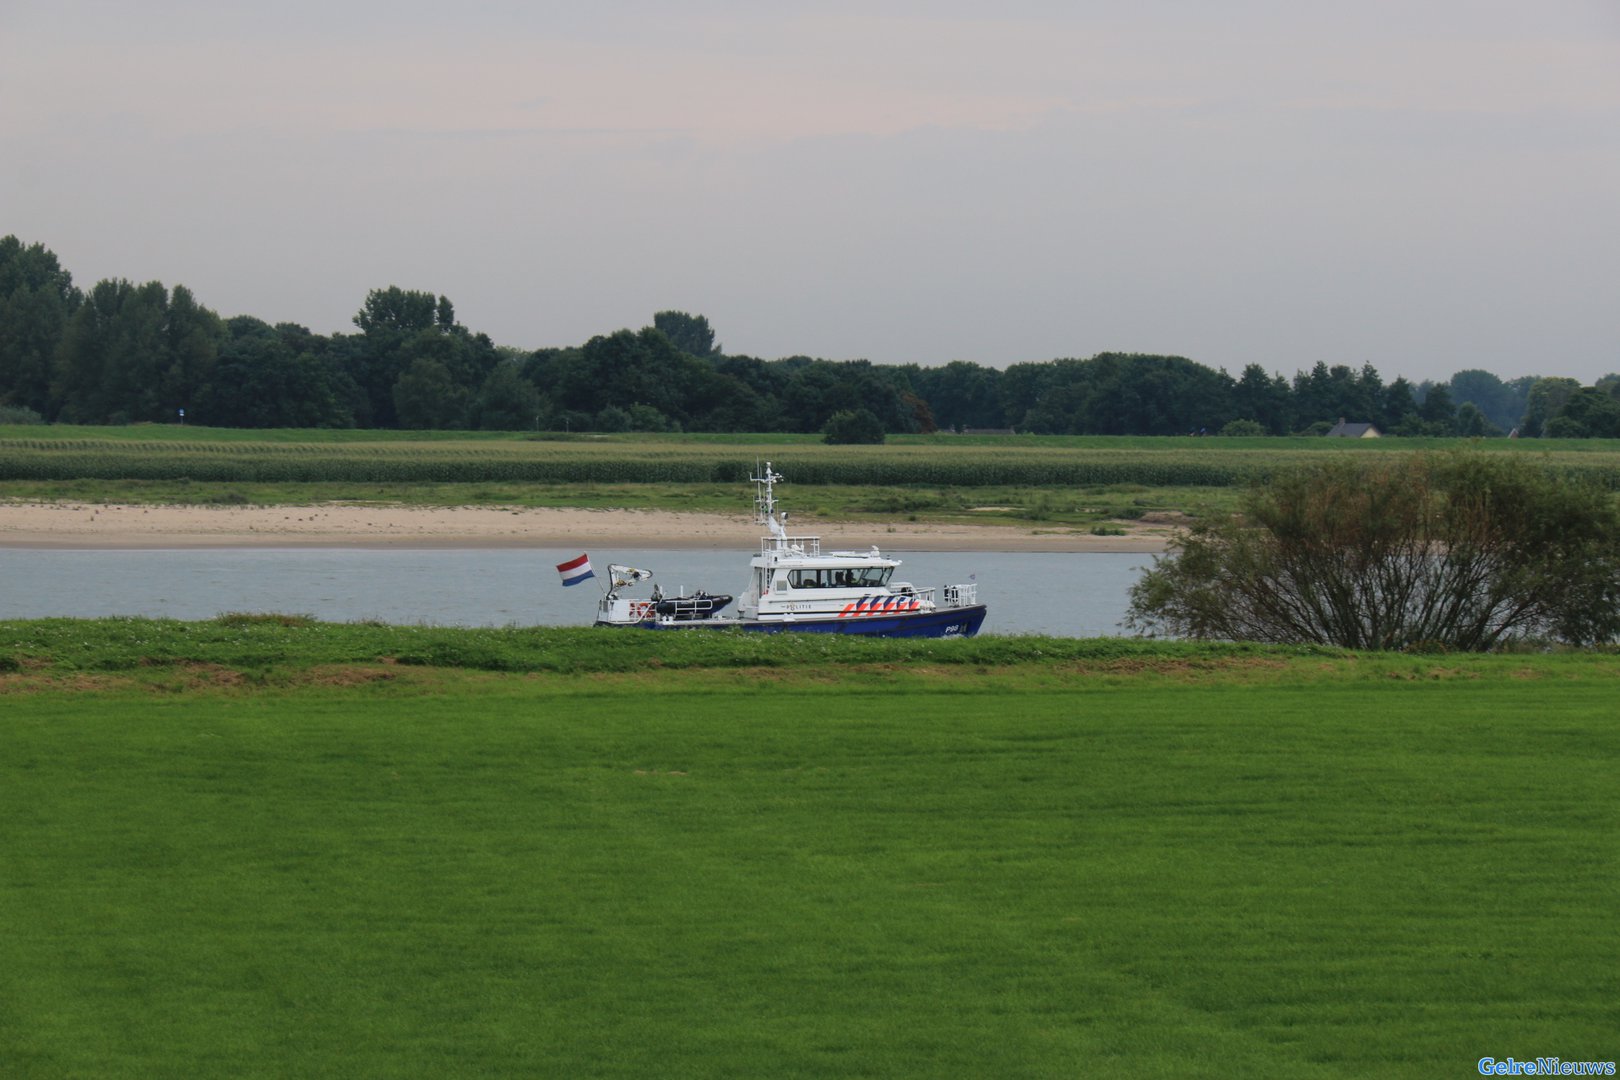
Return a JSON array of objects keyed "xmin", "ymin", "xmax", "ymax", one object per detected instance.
[{"xmin": 596, "ymin": 596, "xmax": 655, "ymax": 626}]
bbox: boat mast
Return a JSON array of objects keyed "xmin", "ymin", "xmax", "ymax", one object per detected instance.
[{"xmin": 751, "ymin": 462, "xmax": 788, "ymax": 541}]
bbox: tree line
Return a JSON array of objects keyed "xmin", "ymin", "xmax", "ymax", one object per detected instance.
[{"xmin": 3, "ymin": 235, "xmax": 1615, "ymax": 437}]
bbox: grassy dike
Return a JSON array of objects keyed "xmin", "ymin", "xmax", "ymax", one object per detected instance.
[{"xmin": 3, "ymin": 622, "xmax": 1618, "ymax": 1077}]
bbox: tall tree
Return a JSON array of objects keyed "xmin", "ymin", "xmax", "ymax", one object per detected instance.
[
  {"xmin": 161, "ymin": 285, "xmax": 223, "ymax": 415},
  {"xmin": 1454, "ymin": 401, "xmax": 1493, "ymax": 437},
  {"xmin": 557, "ymin": 329, "xmax": 692, "ymax": 421},
  {"xmin": 1521, "ymin": 377, "xmax": 1581, "ymax": 437},
  {"xmin": 351, "ymin": 287, "xmax": 493, "ymax": 427},
  {"xmin": 1548, "ymin": 386, "xmax": 1620, "ymax": 439},
  {"xmin": 54, "ymin": 279, "xmax": 221, "ymax": 424},
  {"xmin": 912, "ymin": 360, "xmax": 1003, "ymax": 431},
  {"xmin": 352, "ymin": 287, "xmax": 444, "ymax": 426},
  {"xmin": 651, "ymin": 311, "xmax": 719, "ymax": 358},
  {"xmin": 1016, "ymin": 354, "xmax": 1235, "ymax": 435},
  {"xmin": 1293, "ymin": 362, "xmax": 1374, "ymax": 429},
  {"xmin": 995, "ymin": 361, "xmax": 1049, "ymax": 431},
  {"xmin": 0, "ymin": 236, "xmax": 81, "ymax": 416},
  {"xmin": 1448, "ymin": 369, "xmax": 1520, "ymax": 433},
  {"xmin": 195, "ymin": 316, "xmax": 352, "ymax": 428},
  {"xmin": 472, "ymin": 360, "xmax": 544, "ymax": 431},
  {"xmin": 1232, "ymin": 363, "xmax": 1292, "ymax": 434},
  {"xmin": 1380, "ymin": 377, "xmax": 1419, "ymax": 432},
  {"xmin": 1418, "ymin": 382, "xmax": 1455, "ymax": 430},
  {"xmin": 392, "ymin": 357, "xmax": 467, "ymax": 429},
  {"xmin": 703, "ymin": 354, "xmax": 786, "ymax": 431}
]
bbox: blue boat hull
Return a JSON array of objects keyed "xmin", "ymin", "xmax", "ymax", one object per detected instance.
[{"xmin": 627, "ymin": 604, "xmax": 987, "ymax": 638}]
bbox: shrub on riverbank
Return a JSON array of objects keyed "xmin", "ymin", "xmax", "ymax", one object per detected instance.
[{"xmin": 1128, "ymin": 453, "xmax": 1620, "ymax": 649}]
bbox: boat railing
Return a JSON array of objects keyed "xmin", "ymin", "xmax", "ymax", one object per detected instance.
[
  {"xmin": 664, "ymin": 594, "xmax": 726, "ymax": 612},
  {"xmin": 941, "ymin": 582, "xmax": 978, "ymax": 608},
  {"xmin": 762, "ymin": 535, "xmax": 822, "ymax": 556}
]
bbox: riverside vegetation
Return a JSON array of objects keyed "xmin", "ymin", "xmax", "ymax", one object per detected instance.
[
  {"xmin": 5, "ymin": 425, "xmax": 1620, "ymax": 531},
  {"xmin": 2, "ymin": 621, "xmax": 1617, "ymax": 1078}
]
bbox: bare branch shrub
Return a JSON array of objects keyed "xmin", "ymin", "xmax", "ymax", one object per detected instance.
[{"xmin": 1127, "ymin": 454, "xmax": 1620, "ymax": 649}]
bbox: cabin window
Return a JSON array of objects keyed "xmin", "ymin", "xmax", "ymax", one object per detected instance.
[
  {"xmin": 787, "ymin": 567, "xmax": 891, "ymax": 589},
  {"xmin": 856, "ymin": 566, "xmax": 893, "ymax": 587}
]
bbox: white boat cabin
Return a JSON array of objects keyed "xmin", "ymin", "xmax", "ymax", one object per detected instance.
[
  {"xmin": 591, "ymin": 462, "xmax": 980, "ymax": 630},
  {"xmin": 735, "ymin": 465, "xmax": 977, "ymax": 622},
  {"xmin": 735, "ymin": 534, "xmax": 935, "ymax": 621}
]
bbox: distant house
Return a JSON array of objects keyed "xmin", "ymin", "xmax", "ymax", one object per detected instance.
[{"xmin": 1325, "ymin": 419, "xmax": 1381, "ymax": 439}]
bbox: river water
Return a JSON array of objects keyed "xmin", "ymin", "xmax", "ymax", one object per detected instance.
[{"xmin": 0, "ymin": 548, "xmax": 1156, "ymax": 637}]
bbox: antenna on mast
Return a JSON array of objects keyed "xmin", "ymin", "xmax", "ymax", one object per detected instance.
[{"xmin": 751, "ymin": 461, "xmax": 787, "ymax": 540}]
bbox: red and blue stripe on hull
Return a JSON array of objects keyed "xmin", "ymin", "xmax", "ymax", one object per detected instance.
[{"xmin": 634, "ymin": 604, "xmax": 987, "ymax": 638}]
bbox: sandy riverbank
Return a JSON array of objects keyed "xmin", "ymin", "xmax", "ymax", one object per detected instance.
[{"xmin": 0, "ymin": 501, "xmax": 1172, "ymax": 553}]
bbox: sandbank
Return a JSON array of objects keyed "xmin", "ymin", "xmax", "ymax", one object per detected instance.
[{"xmin": 0, "ymin": 501, "xmax": 1172, "ymax": 553}]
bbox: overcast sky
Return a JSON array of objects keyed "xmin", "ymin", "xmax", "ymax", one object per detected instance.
[{"xmin": 4, "ymin": 1, "xmax": 1617, "ymax": 384}]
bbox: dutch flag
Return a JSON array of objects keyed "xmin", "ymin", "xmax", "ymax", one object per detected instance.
[{"xmin": 556, "ymin": 553, "xmax": 595, "ymax": 587}]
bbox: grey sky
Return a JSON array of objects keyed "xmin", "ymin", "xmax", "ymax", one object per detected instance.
[{"xmin": 4, "ymin": 1, "xmax": 1617, "ymax": 384}]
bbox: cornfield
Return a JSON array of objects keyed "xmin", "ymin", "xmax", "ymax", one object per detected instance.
[{"xmin": 3, "ymin": 437, "xmax": 1620, "ymax": 489}]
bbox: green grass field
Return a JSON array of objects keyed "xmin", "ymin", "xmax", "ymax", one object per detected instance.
[{"xmin": 3, "ymin": 624, "xmax": 1617, "ymax": 1077}]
